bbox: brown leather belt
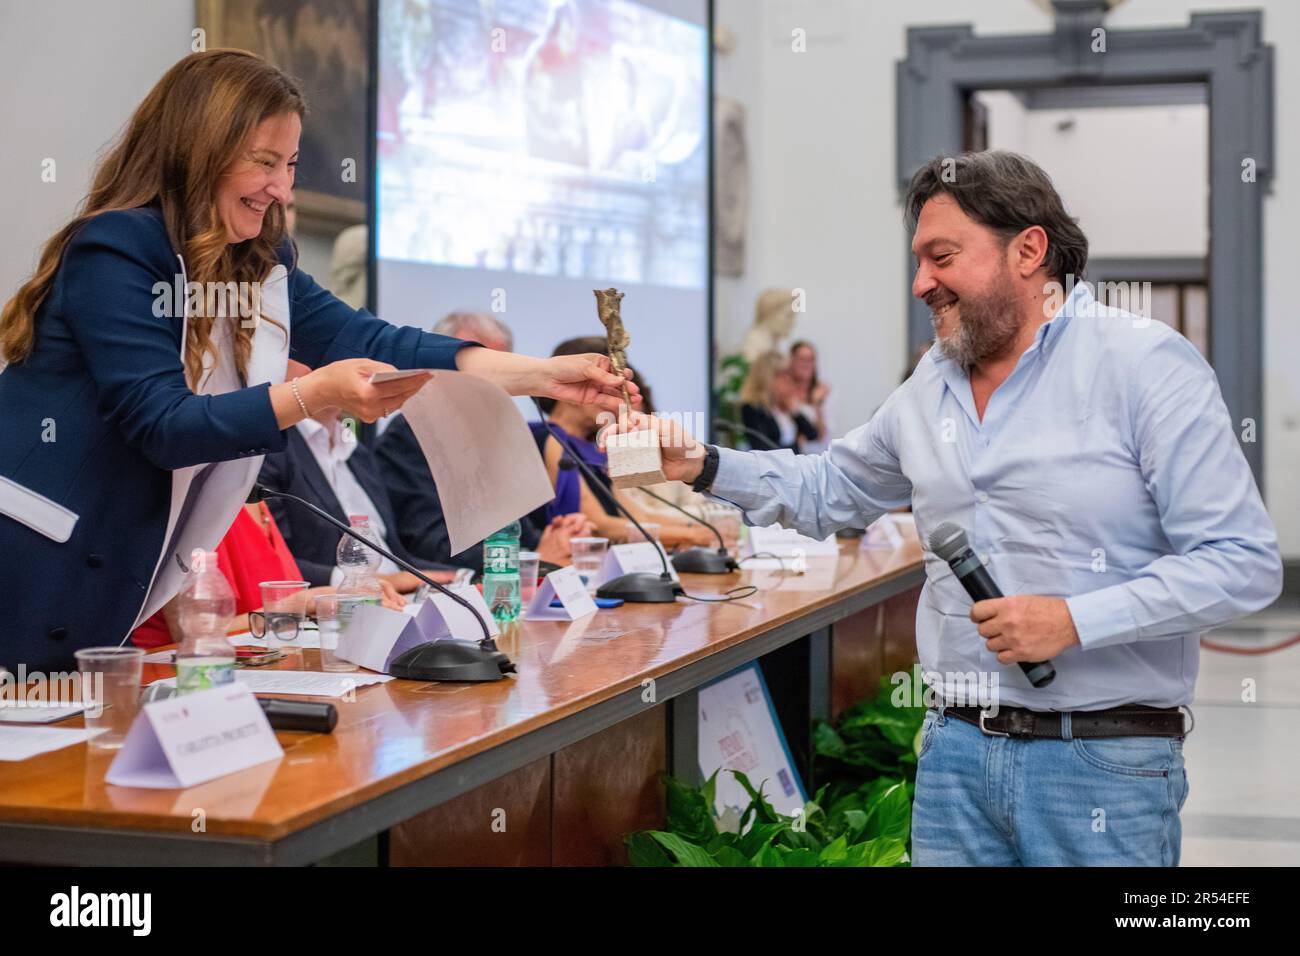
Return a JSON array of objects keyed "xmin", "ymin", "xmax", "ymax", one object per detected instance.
[{"xmin": 942, "ymin": 704, "xmax": 1186, "ymax": 739}]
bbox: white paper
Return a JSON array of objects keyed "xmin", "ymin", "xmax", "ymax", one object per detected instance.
[
  {"xmin": 148, "ymin": 669, "xmax": 392, "ymax": 698},
  {"xmin": 0, "ymin": 726, "xmax": 104, "ymax": 760},
  {"xmin": 106, "ymin": 684, "xmax": 283, "ymax": 790},
  {"xmin": 0, "ymin": 702, "xmax": 87, "ymax": 724},
  {"xmin": 420, "ymin": 585, "xmax": 499, "ymax": 641},
  {"xmin": 698, "ymin": 664, "xmax": 806, "ymax": 818},
  {"xmin": 398, "ymin": 371, "xmax": 555, "ymax": 556},
  {"xmin": 369, "ymin": 368, "xmax": 435, "ymax": 384},
  {"xmin": 745, "ymin": 524, "xmax": 840, "ymax": 558},
  {"xmin": 524, "ymin": 565, "xmax": 598, "ymax": 621}
]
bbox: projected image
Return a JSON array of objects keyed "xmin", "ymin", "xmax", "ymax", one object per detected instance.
[{"xmin": 378, "ymin": 0, "xmax": 708, "ymax": 289}]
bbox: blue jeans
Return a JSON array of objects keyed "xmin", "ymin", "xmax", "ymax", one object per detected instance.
[{"xmin": 911, "ymin": 708, "xmax": 1189, "ymax": 866}]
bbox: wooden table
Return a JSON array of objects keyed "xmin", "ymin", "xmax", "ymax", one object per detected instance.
[{"xmin": 0, "ymin": 536, "xmax": 924, "ymax": 866}]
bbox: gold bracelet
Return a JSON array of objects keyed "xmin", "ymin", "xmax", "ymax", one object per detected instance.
[{"xmin": 290, "ymin": 377, "xmax": 311, "ymax": 418}]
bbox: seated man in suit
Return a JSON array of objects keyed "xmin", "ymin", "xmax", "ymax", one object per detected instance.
[
  {"xmin": 258, "ymin": 360, "xmax": 461, "ymax": 594},
  {"xmin": 376, "ymin": 311, "xmax": 592, "ymax": 571}
]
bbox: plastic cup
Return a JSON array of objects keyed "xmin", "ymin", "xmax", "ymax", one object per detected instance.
[
  {"xmin": 623, "ymin": 521, "xmax": 660, "ymax": 545},
  {"xmin": 518, "ymin": 551, "xmax": 540, "ymax": 604},
  {"xmin": 706, "ymin": 504, "xmax": 743, "ymax": 558},
  {"xmin": 570, "ymin": 537, "xmax": 609, "ymax": 593},
  {"xmin": 259, "ymin": 580, "xmax": 309, "ymax": 656},
  {"xmin": 74, "ymin": 647, "xmax": 144, "ymax": 750},
  {"xmin": 313, "ymin": 594, "xmax": 358, "ymax": 673}
]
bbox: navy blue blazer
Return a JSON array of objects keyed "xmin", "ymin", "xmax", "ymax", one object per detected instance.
[
  {"xmin": 257, "ymin": 426, "xmax": 455, "ymax": 586},
  {"xmin": 375, "ymin": 414, "xmax": 549, "ymax": 571},
  {"xmin": 0, "ymin": 206, "xmax": 471, "ymax": 671}
]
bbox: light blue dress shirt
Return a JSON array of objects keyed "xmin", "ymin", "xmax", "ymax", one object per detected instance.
[{"xmin": 711, "ymin": 284, "xmax": 1282, "ymax": 711}]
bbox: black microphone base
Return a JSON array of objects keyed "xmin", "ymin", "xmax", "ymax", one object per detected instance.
[
  {"xmin": 597, "ymin": 573, "xmax": 680, "ymax": 603},
  {"xmin": 671, "ymin": 547, "xmax": 738, "ymax": 575}
]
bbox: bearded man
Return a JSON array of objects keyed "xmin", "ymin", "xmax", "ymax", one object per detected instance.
[{"xmin": 641, "ymin": 151, "xmax": 1282, "ymax": 866}]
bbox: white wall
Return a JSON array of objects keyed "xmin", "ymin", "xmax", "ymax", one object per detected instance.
[
  {"xmin": 0, "ymin": 0, "xmax": 340, "ymax": 301},
  {"xmin": 979, "ymin": 91, "xmax": 1209, "ymax": 257},
  {"xmin": 713, "ymin": 0, "xmax": 1297, "ymax": 556},
  {"xmin": 0, "ymin": 0, "xmax": 193, "ymax": 301}
]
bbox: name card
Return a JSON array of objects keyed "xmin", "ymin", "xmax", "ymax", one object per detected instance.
[
  {"xmin": 414, "ymin": 585, "xmax": 500, "ymax": 642},
  {"xmin": 598, "ymin": 541, "xmax": 679, "ymax": 585},
  {"xmin": 106, "ymin": 684, "xmax": 283, "ymax": 790},
  {"xmin": 524, "ymin": 565, "xmax": 597, "ymax": 621},
  {"xmin": 745, "ymin": 524, "xmax": 839, "ymax": 558},
  {"xmin": 339, "ymin": 604, "xmax": 427, "ymax": 673}
]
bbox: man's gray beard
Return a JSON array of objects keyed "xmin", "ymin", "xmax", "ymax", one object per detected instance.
[{"xmin": 932, "ymin": 271, "xmax": 1023, "ymax": 368}]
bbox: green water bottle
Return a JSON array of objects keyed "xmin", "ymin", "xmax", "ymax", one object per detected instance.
[{"xmin": 483, "ymin": 521, "xmax": 521, "ymax": 624}]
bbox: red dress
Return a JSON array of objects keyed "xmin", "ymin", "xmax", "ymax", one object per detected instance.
[{"xmin": 131, "ymin": 503, "xmax": 305, "ymax": 648}]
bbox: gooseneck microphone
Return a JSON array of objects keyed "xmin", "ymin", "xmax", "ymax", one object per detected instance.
[
  {"xmin": 531, "ymin": 400, "xmax": 680, "ymax": 602},
  {"xmin": 247, "ymin": 482, "xmax": 515, "ymax": 681},
  {"xmin": 634, "ymin": 485, "xmax": 739, "ymax": 575},
  {"xmin": 928, "ymin": 522, "xmax": 1056, "ymax": 689}
]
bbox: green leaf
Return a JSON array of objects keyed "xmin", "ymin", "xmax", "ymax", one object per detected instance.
[
  {"xmin": 840, "ymin": 809, "xmax": 868, "ymax": 839},
  {"xmin": 862, "ymin": 782, "xmax": 911, "ymax": 845},
  {"xmin": 845, "ymin": 837, "xmax": 908, "ymax": 867},
  {"xmin": 730, "ymin": 770, "xmax": 781, "ymax": 824},
  {"xmin": 819, "ymin": 836, "xmax": 851, "ymax": 865},
  {"xmin": 736, "ymin": 821, "xmax": 785, "ymax": 858},
  {"xmin": 662, "ymin": 771, "xmax": 716, "ymax": 844},
  {"xmin": 625, "ymin": 831, "xmax": 673, "ymax": 867},
  {"xmin": 750, "ymin": 843, "xmax": 786, "ymax": 867},
  {"xmin": 710, "ymin": 845, "xmax": 751, "ymax": 867},
  {"xmin": 775, "ymin": 845, "xmax": 820, "ymax": 867},
  {"xmin": 648, "ymin": 831, "xmax": 720, "ymax": 867}
]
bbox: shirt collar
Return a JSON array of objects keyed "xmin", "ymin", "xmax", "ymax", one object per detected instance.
[
  {"xmin": 1036, "ymin": 276, "xmax": 1093, "ymax": 352},
  {"xmin": 296, "ymin": 415, "xmax": 356, "ymax": 464}
]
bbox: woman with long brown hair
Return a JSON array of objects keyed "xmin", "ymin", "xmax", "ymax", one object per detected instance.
[{"xmin": 0, "ymin": 50, "xmax": 634, "ymax": 671}]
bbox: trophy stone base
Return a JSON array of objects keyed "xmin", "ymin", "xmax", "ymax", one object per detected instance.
[{"xmin": 606, "ymin": 431, "xmax": 667, "ymax": 489}]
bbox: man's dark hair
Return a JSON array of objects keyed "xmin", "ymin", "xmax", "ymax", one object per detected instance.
[{"xmin": 904, "ymin": 151, "xmax": 1088, "ymax": 283}]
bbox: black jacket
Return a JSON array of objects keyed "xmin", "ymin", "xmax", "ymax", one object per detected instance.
[
  {"xmin": 375, "ymin": 415, "xmax": 550, "ymax": 570},
  {"xmin": 257, "ymin": 426, "xmax": 449, "ymax": 585},
  {"xmin": 740, "ymin": 404, "xmax": 818, "ymax": 452}
]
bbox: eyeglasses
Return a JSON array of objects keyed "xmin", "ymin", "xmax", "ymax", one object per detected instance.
[{"xmin": 248, "ymin": 610, "xmax": 302, "ymax": 641}]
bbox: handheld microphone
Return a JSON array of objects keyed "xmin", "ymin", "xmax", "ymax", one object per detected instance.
[
  {"xmin": 928, "ymin": 522, "xmax": 1056, "ymax": 689},
  {"xmin": 531, "ymin": 400, "xmax": 680, "ymax": 603},
  {"xmin": 258, "ymin": 697, "xmax": 338, "ymax": 733},
  {"xmin": 712, "ymin": 418, "xmax": 781, "ymax": 450},
  {"xmin": 247, "ymin": 483, "xmax": 515, "ymax": 681}
]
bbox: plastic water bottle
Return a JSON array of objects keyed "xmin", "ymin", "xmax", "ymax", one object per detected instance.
[
  {"xmin": 337, "ymin": 515, "xmax": 385, "ymax": 625},
  {"xmin": 176, "ymin": 549, "xmax": 237, "ymax": 695},
  {"xmin": 483, "ymin": 521, "xmax": 521, "ymax": 624}
]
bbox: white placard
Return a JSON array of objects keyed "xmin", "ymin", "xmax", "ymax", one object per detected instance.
[
  {"xmin": 337, "ymin": 604, "xmax": 429, "ymax": 673},
  {"xmin": 419, "ymin": 584, "xmax": 500, "ymax": 641},
  {"xmin": 597, "ymin": 541, "xmax": 679, "ymax": 584},
  {"xmin": 745, "ymin": 524, "xmax": 839, "ymax": 559},
  {"xmin": 524, "ymin": 565, "xmax": 598, "ymax": 621},
  {"xmin": 698, "ymin": 663, "xmax": 806, "ymax": 818},
  {"xmin": 106, "ymin": 684, "xmax": 283, "ymax": 790}
]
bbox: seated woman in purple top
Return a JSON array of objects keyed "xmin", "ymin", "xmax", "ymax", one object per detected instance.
[{"xmin": 537, "ymin": 338, "xmax": 713, "ymax": 551}]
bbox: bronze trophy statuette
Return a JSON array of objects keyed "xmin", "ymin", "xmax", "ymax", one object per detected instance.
[{"xmin": 594, "ymin": 288, "xmax": 666, "ymax": 489}]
